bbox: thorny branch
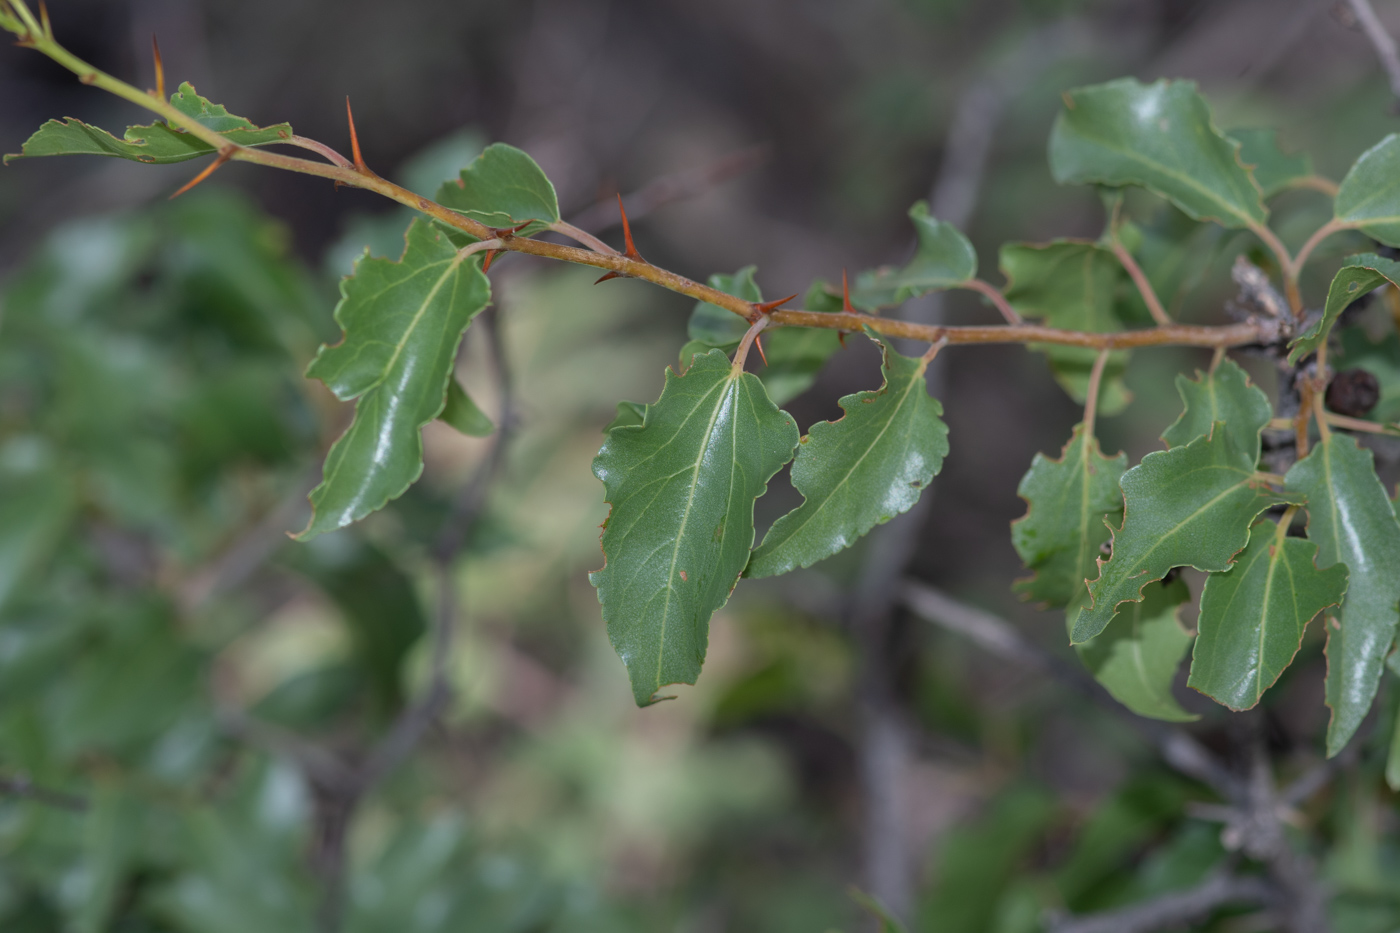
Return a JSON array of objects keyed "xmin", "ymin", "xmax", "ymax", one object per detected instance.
[
  {"xmin": 901, "ymin": 583, "xmax": 1335, "ymax": 933},
  {"xmin": 1, "ymin": 5, "xmax": 1304, "ymax": 359}
]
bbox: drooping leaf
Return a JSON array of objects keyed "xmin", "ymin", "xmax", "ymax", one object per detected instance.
[
  {"xmin": 434, "ymin": 142, "xmax": 560, "ymax": 229},
  {"xmin": 299, "ymin": 219, "xmax": 490, "ymax": 539},
  {"xmin": 1338, "ymin": 327, "xmax": 1400, "ymax": 424},
  {"xmin": 1188, "ymin": 519, "xmax": 1348, "ymax": 711},
  {"xmin": 1049, "ymin": 78, "xmax": 1267, "ymax": 229},
  {"xmin": 604, "ymin": 400, "xmax": 648, "ymax": 433},
  {"xmin": 1160, "ymin": 357, "xmax": 1272, "ymax": 464},
  {"xmin": 1230, "ymin": 128, "xmax": 1312, "ymax": 198},
  {"xmin": 438, "ymin": 377, "xmax": 493, "ymax": 437},
  {"xmin": 849, "ymin": 201, "xmax": 976, "ymax": 310},
  {"xmin": 1285, "ymin": 434, "xmax": 1400, "ymax": 755},
  {"xmin": 1070, "ymin": 427, "xmax": 1299, "ymax": 643},
  {"xmin": 4, "ymin": 82, "xmax": 292, "ymax": 165},
  {"xmin": 1335, "ymin": 134, "xmax": 1400, "ymax": 247},
  {"xmin": 686, "ymin": 269, "xmax": 841, "ymax": 405},
  {"xmin": 1000, "ymin": 240, "xmax": 1131, "ymax": 414},
  {"xmin": 747, "ymin": 335, "xmax": 947, "ymax": 578},
  {"xmin": 591, "ymin": 349, "xmax": 799, "ymax": 705},
  {"xmin": 1078, "ymin": 578, "xmax": 1197, "ymax": 722},
  {"xmin": 1011, "ymin": 423, "xmax": 1128, "ymax": 608},
  {"xmin": 1289, "ymin": 254, "xmax": 1400, "ymax": 363}
]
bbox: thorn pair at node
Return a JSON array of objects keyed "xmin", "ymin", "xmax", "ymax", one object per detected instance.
[{"xmin": 480, "ymin": 221, "xmax": 532, "ymax": 272}]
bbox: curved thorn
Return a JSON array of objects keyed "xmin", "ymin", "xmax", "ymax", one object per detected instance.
[
  {"xmin": 151, "ymin": 35, "xmax": 165, "ymax": 101},
  {"xmin": 481, "ymin": 249, "xmax": 500, "ymax": 272},
  {"xmin": 595, "ymin": 270, "xmax": 623, "ymax": 284},
  {"xmin": 754, "ymin": 334, "xmax": 768, "ymax": 367},
  {"xmin": 617, "ymin": 193, "xmax": 645, "ymax": 262},
  {"xmin": 345, "ymin": 97, "xmax": 368, "ymax": 174},
  {"xmin": 170, "ymin": 147, "xmax": 233, "ymax": 199},
  {"xmin": 754, "ymin": 293, "xmax": 798, "ymax": 315},
  {"xmin": 842, "ymin": 268, "xmax": 854, "ymax": 312}
]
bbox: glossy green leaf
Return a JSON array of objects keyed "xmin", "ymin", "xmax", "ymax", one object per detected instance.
[
  {"xmin": 591, "ymin": 349, "xmax": 799, "ymax": 705},
  {"xmin": 434, "ymin": 142, "xmax": 559, "ymax": 229},
  {"xmin": 1000, "ymin": 240, "xmax": 1131, "ymax": 414},
  {"xmin": 1231, "ymin": 128, "xmax": 1312, "ymax": 198},
  {"xmin": 850, "ymin": 201, "xmax": 976, "ymax": 310},
  {"xmin": 299, "ymin": 219, "xmax": 490, "ymax": 539},
  {"xmin": 1289, "ymin": 254, "xmax": 1400, "ymax": 363},
  {"xmin": 1079, "ymin": 578, "xmax": 1197, "ymax": 722},
  {"xmin": 1011, "ymin": 423, "xmax": 1128, "ymax": 608},
  {"xmin": 1071, "ymin": 427, "xmax": 1299, "ymax": 643},
  {"xmin": 1161, "ymin": 357, "xmax": 1272, "ymax": 464},
  {"xmin": 4, "ymin": 82, "xmax": 292, "ymax": 165},
  {"xmin": 747, "ymin": 336, "xmax": 946, "ymax": 578},
  {"xmin": 604, "ymin": 400, "xmax": 648, "ymax": 433},
  {"xmin": 686, "ymin": 269, "xmax": 841, "ymax": 405},
  {"xmin": 1335, "ymin": 134, "xmax": 1400, "ymax": 247},
  {"xmin": 1286, "ymin": 434, "xmax": 1400, "ymax": 755},
  {"xmin": 1050, "ymin": 78, "xmax": 1266, "ymax": 228},
  {"xmin": 1388, "ymin": 686, "xmax": 1400, "ymax": 791},
  {"xmin": 1188, "ymin": 519, "xmax": 1348, "ymax": 710},
  {"xmin": 438, "ymin": 377, "xmax": 493, "ymax": 437}
]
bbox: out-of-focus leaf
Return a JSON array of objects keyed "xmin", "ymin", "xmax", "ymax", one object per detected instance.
[
  {"xmin": 299, "ymin": 219, "xmax": 490, "ymax": 539},
  {"xmin": 434, "ymin": 142, "xmax": 559, "ymax": 230},
  {"xmin": 4, "ymin": 83, "xmax": 292, "ymax": 165},
  {"xmin": 1160, "ymin": 357, "xmax": 1272, "ymax": 464},
  {"xmin": 1335, "ymin": 134, "xmax": 1400, "ymax": 247},
  {"xmin": 1188, "ymin": 519, "xmax": 1348, "ymax": 710},
  {"xmin": 1231, "ymin": 128, "xmax": 1312, "ymax": 198},
  {"xmin": 69, "ymin": 783, "xmax": 139, "ymax": 933},
  {"xmin": 1079, "ymin": 578, "xmax": 1197, "ymax": 721},
  {"xmin": 1000, "ymin": 240, "xmax": 1130, "ymax": 414},
  {"xmin": 438, "ymin": 377, "xmax": 494, "ymax": 437},
  {"xmin": 1286, "ymin": 434, "xmax": 1400, "ymax": 755},
  {"xmin": 919, "ymin": 786, "xmax": 1056, "ymax": 933},
  {"xmin": 0, "ymin": 460, "xmax": 75, "ymax": 611},
  {"xmin": 747, "ymin": 336, "xmax": 947, "ymax": 578},
  {"xmin": 1388, "ymin": 688, "xmax": 1400, "ymax": 791},
  {"xmin": 1289, "ymin": 254, "xmax": 1400, "ymax": 363},
  {"xmin": 850, "ymin": 201, "xmax": 976, "ymax": 310},
  {"xmin": 688, "ymin": 266, "xmax": 761, "ymax": 348},
  {"xmin": 1049, "ymin": 78, "xmax": 1266, "ymax": 229},
  {"xmin": 591, "ymin": 349, "xmax": 799, "ymax": 705},
  {"xmin": 849, "ymin": 889, "xmax": 909, "ymax": 933},
  {"xmin": 685, "ymin": 269, "xmax": 841, "ymax": 404},
  {"xmin": 603, "ymin": 400, "xmax": 647, "ymax": 433},
  {"xmin": 1011, "ymin": 423, "xmax": 1127, "ymax": 608},
  {"xmin": 283, "ymin": 536, "xmax": 427, "ymax": 712},
  {"xmin": 250, "ymin": 665, "xmax": 359, "ymax": 731},
  {"xmin": 1114, "ymin": 205, "xmax": 1223, "ymax": 325},
  {"xmin": 1071, "ymin": 428, "xmax": 1298, "ymax": 643},
  {"xmin": 1338, "ymin": 327, "xmax": 1400, "ymax": 424},
  {"xmin": 1055, "ymin": 777, "xmax": 1188, "ymax": 908}
]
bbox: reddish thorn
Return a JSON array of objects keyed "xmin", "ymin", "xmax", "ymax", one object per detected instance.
[
  {"xmin": 617, "ymin": 193, "xmax": 646, "ymax": 262},
  {"xmin": 753, "ymin": 293, "xmax": 798, "ymax": 315},
  {"xmin": 151, "ymin": 36, "xmax": 165, "ymax": 101},
  {"xmin": 490, "ymin": 220, "xmax": 533, "ymax": 238},
  {"xmin": 838, "ymin": 332, "xmax": 848, "ymax": 348},
  {"xmin": 842, "ymin": 268, "xmax": 855, "ymax": 312},
  {"xmin": 482, "ymin": 250, "xmax": 499, "ymax": 272},
  {"xmin": 169, "ymin": 147, "xmax": 233, "ymax": 199},
  {"xmin": 595, "ymin": 270, "xmax": 622, "ymax": 284},
  {"xmin": 754, "ymin": 334, "xmax": 768, "ymax": 367},
  {"xmin": 345, "ymin": 97, "xmax": 369, "ymax": 174}
]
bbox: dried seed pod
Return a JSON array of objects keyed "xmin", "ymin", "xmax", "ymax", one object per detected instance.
[{"xmin": 1325, "ymin": 368, "xmax": 1381, "ymax": 417}]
